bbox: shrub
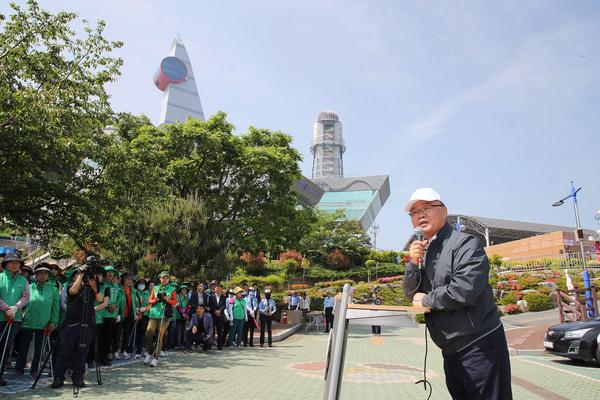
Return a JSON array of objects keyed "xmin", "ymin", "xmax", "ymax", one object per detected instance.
[
  {"xmin": 517, "ymin": 274, "xmax": 541, "ymax": 289},
  {"xmin": 523, "ymin": 292, "xmax": 554, "ymax": 312},
  {"xmin": 504, "ymin": 304, "xmax": 520, "ymax": 314},
  {"xmin": 498, "ymin": 292, "xmax": 517, "ymax": 306},
  {"xmin": 240, "ymin": 251, "xmax": 266, "ymax": 274},
  {"xmin": 327, "ymin": 249, "xmax": 350, "ymax": 270},
  {"xmin": 378, "ymin": 275, "xmax": 403, "ymax": 284},
  {"xmin": 279, "ymin": 250, "xmax": 303, "ymax": 268},
  {"xmin": 314, "ymin": 279, "xmax": 355, "ymax": 290}
]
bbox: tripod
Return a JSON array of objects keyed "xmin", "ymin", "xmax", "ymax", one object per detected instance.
[
  {"xmin": 72, "ymin": 281, "xmax": 102, "ymax": 397},
  {"xmin": 30, "ymin": 328, "xmax": 55, "ymax": 390}
]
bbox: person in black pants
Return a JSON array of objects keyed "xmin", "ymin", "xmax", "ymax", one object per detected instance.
[
  {"xmin": 258, "ymin": 288, "xmax": 276, "ymax": 347},
  {"xmin": 403, "ymin": 188, "xmax": 512, "ymax": 400},
  {"xmin": 208, "ymin": 284, "xmax": 226, "ymax": 350},
  {"xmin": 52, "ymin": 268, "xmax": 103, "ymax": 389}
]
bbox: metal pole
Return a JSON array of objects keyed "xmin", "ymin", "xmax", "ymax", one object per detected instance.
[{"xmin": 570, "ymin": 182, "xmax": 593, "ymax": 317}]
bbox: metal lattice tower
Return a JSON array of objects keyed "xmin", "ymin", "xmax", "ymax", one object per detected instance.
[{"xmin": 311, "ymin": 111, "xmax": 345, "ymax": 178}]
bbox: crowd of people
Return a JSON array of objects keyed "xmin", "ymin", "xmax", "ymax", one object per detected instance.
[{"xmin": 0, "ymin": 254, "xmax": 280, "ymax": 389}]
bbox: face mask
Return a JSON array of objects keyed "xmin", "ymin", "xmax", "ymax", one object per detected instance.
[{"xmin": 137, "ymin": 283, "xmax": 146, "ymax": 291}]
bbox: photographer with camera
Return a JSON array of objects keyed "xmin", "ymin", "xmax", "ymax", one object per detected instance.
[
  {"xmin": 144, "ymin": 271, "xmax": 177, "ymax": 367},
  {"xmin": 51, "ymin": 265, "xmax": 103, "ymax": 389}
]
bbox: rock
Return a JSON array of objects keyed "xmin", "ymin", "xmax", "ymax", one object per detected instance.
[{"xmin": 517, "ymin": 299, "xmax": 529, "ymax": 313}]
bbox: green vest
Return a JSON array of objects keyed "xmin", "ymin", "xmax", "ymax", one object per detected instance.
[
  {"xmin": 0, "ymin": 270, "xmax": 28, "ymax": 322},
  {"xmin": 101, "ymin": 281, "xmax": 120, "ymax": 319},
  {"xmin": 175, "ymin": 294, "xmax": 189, "ymax": 320},
  {"xmin": 138, "ymin": 289, "xmax": 150, "ymax": 317},
  {"xmin": 23, "ymin": 281, "xmax": 59, "ymax": 329},
  {"xmin": 116, "ymin": 285, "xmax": 125, "ymax": 317},
  {"xmin": 149, "ymin": 284, "xmax": 175, "ymax": 320}
]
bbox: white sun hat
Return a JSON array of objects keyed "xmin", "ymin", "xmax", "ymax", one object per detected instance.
[{"xmin": 404, "ymin": 187, "xmax": 443, "ymax": 212}]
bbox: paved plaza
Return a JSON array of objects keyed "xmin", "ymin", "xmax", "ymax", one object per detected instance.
[{"xmin": 6, "ymin": 318, "xmax": 599, "ymax": 400}]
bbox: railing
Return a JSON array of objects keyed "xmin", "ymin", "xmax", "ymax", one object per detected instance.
[
  {"xmin": 556, "ymin": 288, "xmax": 598, "ymax": 323},
  {"xmin": 498, "ymin": 252, "xmax": 600, "ymax": 272}
]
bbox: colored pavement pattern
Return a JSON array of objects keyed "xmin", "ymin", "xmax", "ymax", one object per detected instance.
[{"xmin": 3, "ymin": 322, "xmax": 600, "ymax": 399}]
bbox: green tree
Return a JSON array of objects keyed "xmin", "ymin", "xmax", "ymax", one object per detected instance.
[
  {"xmin": 121, "ymin": 194, "xmax": 223, "ymax": 278},
  {"xmin": 130, "ymin": 114, "xmax": 307, "ymax": 256},
  {"xmin": 0, "ymin": 1, "xmax": 123, "ymax": 243},
  {"xmin": 300, "ymin": 210, "xmax": 372, "ymax": 269}
]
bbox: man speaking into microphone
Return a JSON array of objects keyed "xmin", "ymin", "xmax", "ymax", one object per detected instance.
[{"xmin": 402, "ymin": 188, "xmax": 512, "ymax": 400}]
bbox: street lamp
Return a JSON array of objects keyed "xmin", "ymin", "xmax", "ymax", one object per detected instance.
[{"xmin": 552, "ymin": 181, "xmax": 594, "ymax": 318}]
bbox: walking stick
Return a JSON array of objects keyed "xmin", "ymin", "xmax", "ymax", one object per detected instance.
[
  {"xmin": 31, "ymin": 327, "xmax": 54, "ymax": 390},
  {"xmin": 0, "ymin": 318, "xmax": 13, "ymax": 371}
]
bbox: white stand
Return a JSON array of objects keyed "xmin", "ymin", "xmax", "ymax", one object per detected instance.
[{"xmin": 323, "ymin": 284, "xmax": 430, "ymax": 400}]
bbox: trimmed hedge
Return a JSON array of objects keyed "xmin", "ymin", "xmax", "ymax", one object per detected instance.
[{"xmin": 523, "ymin": 292, "xmax": 553, "ymax": 312}]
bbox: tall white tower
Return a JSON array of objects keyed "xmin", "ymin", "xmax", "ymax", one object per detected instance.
[
  {"xmin": 311, "ymin": 111, "xmax": 345, "ymax": 178},
  {"xmin": 155, "ymin": 36, "xmax": 205, "ymax": 124}
]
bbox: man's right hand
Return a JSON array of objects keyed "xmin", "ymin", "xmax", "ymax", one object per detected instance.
[
  {"xmin": 192, "ymin": 326, "xmax": 198, "ymax": 334},
  {"xmin": 409, "ymin": 240, "xmax": 429, "ymax": 265}
]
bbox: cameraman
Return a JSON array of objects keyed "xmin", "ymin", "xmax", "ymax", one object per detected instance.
[{"xmin": 51, "ymin": 266, "xmax": 103, "ymax": 389}]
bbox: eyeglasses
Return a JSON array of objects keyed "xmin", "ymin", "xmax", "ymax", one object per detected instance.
[{"xmin": 408, "ymin": 204, "xmax": 445, "ymax": 217}]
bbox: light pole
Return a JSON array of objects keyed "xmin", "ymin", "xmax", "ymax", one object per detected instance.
[{"xmin": 552, "ymin": 181, "xmax": 594, "ymax": 318}]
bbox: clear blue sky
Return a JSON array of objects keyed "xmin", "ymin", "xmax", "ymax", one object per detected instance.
[{"xmin": 6, "ymin": 1, "xmax": 600, "ymax": 249}]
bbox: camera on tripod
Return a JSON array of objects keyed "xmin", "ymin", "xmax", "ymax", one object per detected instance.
[{"xmin": 79, "ymin": 256, "xmax": 109, "ymax": 282}]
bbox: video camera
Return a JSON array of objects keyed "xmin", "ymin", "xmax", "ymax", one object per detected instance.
[{"xmin": 79, "ymin": 256, "xmax": 109, "ymax": 282}]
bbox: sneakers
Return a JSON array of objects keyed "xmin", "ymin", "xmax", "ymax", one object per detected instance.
[
  {"xmin": 237, "ymin": 345, "xmax": 242, "ymax": 350},
  {"xmin": 150, "ymin": 358, "xmax": 158, "ymax": 367},
  {"xmin": 113, "ymin": 352, "xmax": 121, "ymax": 360},
  {"xmin": 120, "ymin": 351, "xmax": 130, "ymax": 360},
  {"xmin": 135, "ymin": 353, "xmax": 143, "ymax": 359},
  {"xmin": 143, "ymin": 354, "xmax": 153, "ymax": 365},
  {"xmin": 160, "ymin": 350, "xmax": 169, "ymax": 357}
]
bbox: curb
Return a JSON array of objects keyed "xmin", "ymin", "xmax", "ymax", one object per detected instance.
[
  {"xmin": 272, "ymin": 323, "xmax": 304, "ymax": 342},
  {"xmin": 508, "ymin": 347, "xmax": 548, "ymax": 357}
]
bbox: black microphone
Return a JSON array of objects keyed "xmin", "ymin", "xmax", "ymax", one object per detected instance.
[{"xmin": 414, "ymin": 227, "xmax": 425, "ymax": 269}]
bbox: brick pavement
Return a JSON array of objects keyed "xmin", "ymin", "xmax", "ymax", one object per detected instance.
[{"xmin": 6, "ymin": 324, "xmax": 599, "ymax": 400}]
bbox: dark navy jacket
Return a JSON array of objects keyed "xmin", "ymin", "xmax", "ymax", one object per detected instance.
[{"xmin": 403, "ymin": 223, "xmax": 501, "ymax": 354}]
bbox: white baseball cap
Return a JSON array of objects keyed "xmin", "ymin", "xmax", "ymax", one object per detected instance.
[{"xmin": 404, "ymin": 187, "xmax": 443, "ymax": 212}]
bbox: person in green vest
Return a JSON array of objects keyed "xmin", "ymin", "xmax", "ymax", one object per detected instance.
[
  {"xmin": 134, "ymin": 278, "xmax": 150, "ymax": 358},
  {"xmin": 0, "ymin": 253, "xmax": 29, "ymax": 386},
  {"xmin": 144, "ymin": 272, "xmax": 177, "ymax": 367},
  {"xmin": 14, "ymin": 263, "xmax": 58, "ymax": 379},
  {"xmin": 111, "ymin": 272, "xmax": 125, "ymax": 360},
  {"xmin": 119, "ymin": 272, "xmax": 140, "ymax": 359},
  {"xmin": 174, "ymin": 285, "xmax": 190, "ymax": 350},
  {"xmin": 98, "ymin": 265, "xmax": 119, "ymax": 366}
]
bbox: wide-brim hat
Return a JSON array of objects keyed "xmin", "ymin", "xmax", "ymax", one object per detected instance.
[
  {"xmin": 104, "ymin": 265, "xmax": 116, "ymax": 273},
  {"xmin": 135, "ymin": 277, "xmax": 148, "ymax": 285},
  {"xmin": 209, "ymin": 280, "xmax": 218, "ymax": 286},
  {"xmin": 264, "ymin": 288, "xmax": 272, "ymax": 294},
  {"xmin": 178, "ymin": 285, "xmax": 188, "ymax": 292},
  {"xmin": 234, "ymin": 286, "xmax": 244, "ymax": 294},
  {"xmin": 404, "ymin": 187, "xmax": 444, "ymax": 212},
  {"xmin": 158, "ymin": 271, "xmax": 169, "ymax": 278},
  {"xmin": 34, "ymin": 263, "xmax": 52, "ymax": 274},
  {"xmin": 1, "ymin": 253, "xmax": 24, "ymax": 267}
]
